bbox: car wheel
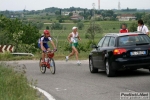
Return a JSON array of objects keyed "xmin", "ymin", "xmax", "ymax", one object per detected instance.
[
  {"xmin": 105, "ymin": 59, "xmax": 116, "ymax": 77},
  {"xmin": 89, "ymin": 57, "xmax": 98, "ymax": 73}
]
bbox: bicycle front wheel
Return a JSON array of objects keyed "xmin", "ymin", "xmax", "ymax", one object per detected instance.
[
  {"xmin": 49, "ymin": 58, "xmax": 55, "ymax": 74},
  {"xmin": 39, "ymin": 58, "xmax": 46, "ymax": 74}
]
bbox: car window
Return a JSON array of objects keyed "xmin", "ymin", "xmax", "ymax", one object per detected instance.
[
  {"xmin": 102, "ymin": 37, "xmax": 110, "ymax": 47},
  {"xmin": 109, "ymin": 37, "xmax": 115, "ymax": 47},
  {"xmin": 118, "ymin": 34, "xmax": 150, "ymax": 46},
  {"xmin": 97, "ymin": 37, "xmax": 105, "ymax": 47}
]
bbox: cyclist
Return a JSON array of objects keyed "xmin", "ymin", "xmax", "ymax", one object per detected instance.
[
  {"xmin": 65, "ymin": 26, "xmax": 81, "ymax": 65},
  {"xmin": 38, "ymin": 30, "xmax": 57, "ymax": 65}
]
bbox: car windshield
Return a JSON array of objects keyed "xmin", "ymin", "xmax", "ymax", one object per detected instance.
[{"xmin": 118, "ymin": 34, "xmax": 150, "ymax": 46}]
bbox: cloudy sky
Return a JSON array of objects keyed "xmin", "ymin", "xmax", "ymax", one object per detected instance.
[{"xmin": 0, "ymin": 0, "xmax": 150, "ymax": 11}]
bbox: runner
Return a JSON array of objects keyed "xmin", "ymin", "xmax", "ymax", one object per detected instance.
[{"xmin": 65, "ymin": 27, "xmax": 81, "ymax": 65}]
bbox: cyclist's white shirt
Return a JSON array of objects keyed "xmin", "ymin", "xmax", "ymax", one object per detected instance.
[
  {"xmin": 137, "ymin": 25, "xmax": 149, "ymax": 34},
  {"xmin": 38, "ymin": 36, "xmax": 52, "ymax": 44},
  {"xmin": 71, "ymin": 32, "xmax": 78, "ymax": 43}
]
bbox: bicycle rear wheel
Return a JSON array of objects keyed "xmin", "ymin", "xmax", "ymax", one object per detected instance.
[
  {"xmin": 49, "ymin": 58, "xmax": 55, "ymax": 74},
  {"xmin": 39, "ymin": 58, "xmax": 46, "ymax": 74}
]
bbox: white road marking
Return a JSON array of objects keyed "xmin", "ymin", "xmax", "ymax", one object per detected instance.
[
  {"xmin": 32, "ymin": 86, "xmax": 56, "ymax": 100},
  {"xmin": 55, "ymin": 88, "xmax": 67, "ymax": 91},
  {"xmin": 126, "ymin": 89, "xmax": 136, "ymax": 92}
]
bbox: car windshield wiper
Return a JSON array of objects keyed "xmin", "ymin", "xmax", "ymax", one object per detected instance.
[{"xmin": 136, "ymin": 43, "xmax": 149, "ymax": 45}]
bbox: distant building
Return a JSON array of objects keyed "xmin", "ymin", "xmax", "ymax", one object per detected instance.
[
  {"xmin": 11, "ymin": 15, "xmax": 14, "ymax": 18},
  {"xmin": 72, "ymin": 11, "xmax": 84, "ymax": 14},
  {"xmin": 62, "ymin": 12, "xmax": 70, "ymax": 16},
  {"xmin": 70, "ymin": 15, "xmax": 84, "ymax": 20},
  {"xmin": 95, "ymin": 14, "xmax": 103, "ymax": 18},
  {"xmin": 70, "ymin": 11, "xmax": 84, "ymax": 20},
  {"xmin": 117, "ymin": 14, "xmax": 136, "ymax": 21},
  {"xmin": 11, "ymin": 14, "xmax": 19, "ymax": 18}
]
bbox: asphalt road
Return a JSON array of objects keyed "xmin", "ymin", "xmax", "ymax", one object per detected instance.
[{"xmin": 8, "ymin": 60, "xmax": 150, "ymax": 100}]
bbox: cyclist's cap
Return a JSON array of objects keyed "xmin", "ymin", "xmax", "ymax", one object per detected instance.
[{"xmin": 72, "ymin": 26, "xmax": 78, "ymax": 30}]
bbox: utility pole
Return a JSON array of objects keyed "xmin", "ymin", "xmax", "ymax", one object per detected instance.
[
  {"xmin": 92, "ymin": 3, "xmax": 95, "ymax": 20},
  {"xmin": 118, "ymin": 0, "xmax": 121, "ymax": 10},
  {"xmin": 92, "ymin": 3, "xmax": 95, "ymax": 42},
  {"xmin": 98, "ymin": 0, "xmax": 100, "ymax": 10}
]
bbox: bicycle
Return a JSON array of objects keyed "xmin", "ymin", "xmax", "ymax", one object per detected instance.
[{"xmin": 39, "ymin": 50, "xmax": 56, "ymax": 74}]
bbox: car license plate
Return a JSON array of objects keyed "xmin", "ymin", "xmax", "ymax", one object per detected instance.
[{"xmin": 130, "ymin": 51, "xmax": 146, "ymax": 56}]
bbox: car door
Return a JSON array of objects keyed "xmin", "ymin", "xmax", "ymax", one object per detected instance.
[
  {"xmin": 101, "ymin": 37, "xmax": 115, "ymax": 70},
  {"xmin": 97, "ymin": 36, "xmax": 111, "ymax": 69},
  {"xmin": 92, "ymin": 37, "xmax": 105, "ymax": 68}
]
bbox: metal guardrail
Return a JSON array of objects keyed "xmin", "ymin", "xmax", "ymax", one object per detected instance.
[{"xmin": 11, "ymin": 53, "xmax": 34, "ymax": 56}]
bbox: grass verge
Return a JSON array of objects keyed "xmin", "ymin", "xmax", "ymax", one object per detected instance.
[
  {"xmin": 0, "ymin": 63, "xmax": 41, "ymax": 100},
  {"xmin": 0, "ymin": 51, "xmax": 89, "ymax": 61}
]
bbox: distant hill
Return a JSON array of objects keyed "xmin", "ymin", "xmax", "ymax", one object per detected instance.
[{"xmin": 1, "ymin": 6, "xmax": 150, "ymax": 12}]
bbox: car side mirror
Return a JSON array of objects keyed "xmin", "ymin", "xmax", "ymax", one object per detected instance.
[{"xmin": 91, "ymin": 45, "xmax": 98, "ymax": 48}]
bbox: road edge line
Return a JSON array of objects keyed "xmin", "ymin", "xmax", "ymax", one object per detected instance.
[{"xmin": 32, "ymin": 85, "xmax": 56, "ymax": 100}]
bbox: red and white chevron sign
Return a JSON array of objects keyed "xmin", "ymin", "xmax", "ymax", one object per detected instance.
[{"xmin": 0, "ymin": 45, "xmax": 14, "ymax": 53}]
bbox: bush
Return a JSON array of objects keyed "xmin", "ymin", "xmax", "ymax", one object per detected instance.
[
  {"xmin": 0, "ymin": 64, "xmax": 39, "ymax": 100},
  {"xmin": 77, "ymin": 22, "xmax": 84, "ymax": 30},
  {"xmin": 59, "ymin": 19, "xmax": 64, "ymax": 23},
  {"xmin": 0, "ymin": 52, "xmax": 13, "ymax": 60},
  {"xmin": 51, "ymin": 22, "xmax": 63, "ymax": 30},
  {"xmin": 129, "ymin": 22, "xmax": 137, "ymax": 32},
  {"xmin": 46, "ymin": 26, "xmax": 49, "ymax": 30},
  {"xmin": 73, "ymin": 20, "xmax": 81, "ymax": 23},
  {"xmin": 64, "ymin": 42, "xmax": 87, "ymax": 53},
  {"xmin": 85, "ymin": 40, "xmax": 96, "ymax": 51}
]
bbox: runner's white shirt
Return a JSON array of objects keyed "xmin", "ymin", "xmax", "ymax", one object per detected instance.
[
  {"xmin": 137, "ymin": 25, "xmax": 149, "ymax": 34},
  {"xmin": 71, "ymin": 32, "xmax": 78, "ymax": 43}
]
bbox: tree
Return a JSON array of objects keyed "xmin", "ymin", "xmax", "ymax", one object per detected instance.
[
  {"xmin": 135, "ymin": 12, "xmax": 145, "ymax": 20},
  {"xmin": 60, "ymin": 9, "xmax": 62, "ymax": 15},
  {"xmin": 55, "ymin": 11, "xmax": 60, "ymax": 15},
  {"xmin": 106, "ymin": 10, "xmax": 114, "ymax": 17},
  {"xmin": 142, "ymin": 14, "xmax": 150, "ymax": 27},
  {"xmin": 0, "ymin": 15, "xmax": 40, "ymax": 52},
  {"xmin": 46, "ymin": 13, "xmax": 49, "ymax": 16},
  {"xmin": 86, "ymin": 21, "xmax": 102, "ymax": 42},
  {"xmin": 69, "ymin": 12, "xmax": 73, "ymax": 16}
]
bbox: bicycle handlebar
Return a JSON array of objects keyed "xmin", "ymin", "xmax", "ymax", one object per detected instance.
[{"xmin": 43, "ymin": 49, "xmax": 57, "ymax": 53}]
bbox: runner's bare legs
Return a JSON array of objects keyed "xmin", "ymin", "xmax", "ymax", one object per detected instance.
[
  {"xmin": 68, "ymin": 46, "xmax": 78, "ymax": 60},
  {"xmin": 66, "ymin": 46, "xmax": 81, "ymax": 65}
]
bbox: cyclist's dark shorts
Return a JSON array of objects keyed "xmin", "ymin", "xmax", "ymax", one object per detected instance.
[{"xmin": 38, "ymin": 43, "xmax": 50, "ymax": 49}]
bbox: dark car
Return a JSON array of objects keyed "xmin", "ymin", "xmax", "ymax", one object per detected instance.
[{"xmin": 89, "ymin": 32, "xmax": 150, "ymax": 77}]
